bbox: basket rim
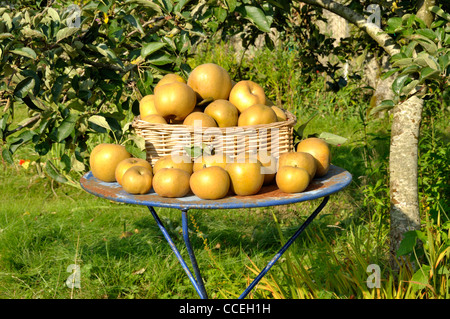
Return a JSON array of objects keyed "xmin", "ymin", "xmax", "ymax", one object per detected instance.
[{"xmin": 132, "ymin": 108, "xmax": 296, "ymax": 131}]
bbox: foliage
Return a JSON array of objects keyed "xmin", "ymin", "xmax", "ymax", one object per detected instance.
[{"xmin": 371, "ymin": 5, "xmax": 450, "ymax": 114}]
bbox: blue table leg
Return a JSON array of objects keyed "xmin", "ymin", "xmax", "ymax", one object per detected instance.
[
  {"xmin": 238, "ymin": 195, "xmax": 330, "ymax": 299},
  {"xmin": 147, "ymin": 206, "xmax": 207, "ymax": 299}
]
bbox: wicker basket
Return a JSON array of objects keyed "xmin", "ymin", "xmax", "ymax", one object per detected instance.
[{"xmin": 132, "ymin": 110, "xmax": 297, "ymax": 166}]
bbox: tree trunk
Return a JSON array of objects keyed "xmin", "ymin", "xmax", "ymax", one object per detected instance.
[
  {"xmin": 389, "ymin": 96, "xmax": 423, "ymax": 268},
  {"xmin": 299, "ymin": 0, "xmax": 424, "ymax": 265}
]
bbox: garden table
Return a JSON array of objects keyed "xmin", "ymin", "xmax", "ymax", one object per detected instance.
[{"xmin": 80, "ymin": 164, "xmax": 352, "ymax": 299}]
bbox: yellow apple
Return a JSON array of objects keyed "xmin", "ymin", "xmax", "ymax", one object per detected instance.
[
  {"xmin": 229, "ymin": 80, "xmax": 266, "ymax": 113},
  {"xmin": 89, "ymin": 143, "xmax": 131, "ymax": 182},
  {"xmin": 141, "ymin": 114, "xmax": 168, "ymax": 124},
  {"xmin": 190, "ymin": 166, "xmax": 230, "ymax": 200},
  {"xmin": 193, "ymin": 153, "xmax": 231, "ymax": 172},
  {"xmin": 278, "ymin": 151, "xmax": 317, "ymax": 180},
  {"xmin": 121, "ymin": 166, "xmax": 153, "ymax": 195},
  {"xmin": 204, "ymin": 99, "xmax": 239, "ymax": 127},
  {"xmin": 257, "ymin": 153, "xmax": 278, "ymax": 185},
  {"xmin": 225, "ymin": 155, "xmax": 264, "ymax": 196},
  {"xmin": 187, "ymin": 63, "xmax": 232, "ymax": 101},
  {"xmin": 296, "ymin": 137, "xmax": 331, "ymax": 177},
  {"xmin": 115, "ymin": 157, "xmax": 153, "ymax": 186},
  {"xmin": 182, "ymin": 112, "xmax": 218, "ymax": 127},
  {"xmin": 153, "ymin": 168, "xmax": 191, "ymax": 198},
  {"xmin": 155, "ymin": 73, "xmax": 186, "ymax": 89},
  {"xmin": 139, "ymin": 94, "xmax": 158, "ymax": 119},
  {"xmin": 271, "ymin": 106, "xmax": 287, "ymax": 122},
  {"xmin": 276, "ymin": 166, "xmax": 310, "ymax": 193},
  {"xmin": 154, "ymin": 82, "xmax": 197, "ymax": 121},
  {"xmin": 153, "ymin": 154, "xmax": 193, "ymax": 175},
  {"xmin": 237, "ymin": 104, "xmax": 277, "ymax": 126}
]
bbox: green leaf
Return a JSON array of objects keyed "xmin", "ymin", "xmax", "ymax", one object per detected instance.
[
  {"xmin": 56, "ymin": 27, "xmax": 80, "ymax": 42},
  {"xmin": 396, "ymin": 230, "xmax": 418, "ymax": 256},
  {"xmin": 14, "ymin": 77, "xmax": 35, "ymax": 99},
  {"xmin": 225, "ymin": 0, "xmax": 237, "ymax": 12},
  {"xmin": 294, "ymin": 111, "xmax": 317, "ymax": 141},
  {"xmin": 392, "ymin": 74, "xmax": 409, "ymax": 95},
  {"xmin": 429, "ymin": 6, "xmax": 450, "ymax": 22},
  {"xmin": 47, "ymin": 7, "xmax": 60, "ymax": 22},
  {"xmin": 56, "ymin": 113, "xmax": 79, "ymax": 142},
  {"xmin": 125, "ymin": 0, "xmax": 162, "ymax": 13},
  {"xmin": 45, "ymin": 160, "xmax": 68, "ymax": 184},
  {"xmin": 122, "ymin": 14, "xmax": 144, "ymax": 34},
  {"xmin": 410, "ymin": 265, "xmax": 431, "ymax": 292},
  {"xmin": 370, "ymin": 100, "xmax": 395, "ymax": 115},
  {"xmin": 141, "ymin": 42, "xmax": 166, "ymax": 59},
  {"xmin": 419, "ymin": 67, "xmax": 441, "ymax": 82},
  {"xmin": 88, "ymin": 115, "xmax": 111, "ymax": 132},
  {"xmin": 10, "ymin": 47, "xmax": 37, "ymax": 60},
  {"xmin": 2, "ymin": 148, "xmax": 14, "ymax": 165},
  {"xmin": 318, "ymin": 132, "xmax": 348, "ymax": 146},
  {"xmin": 242, "ymin": 6, "xmax": 272, "ymax": 32}
]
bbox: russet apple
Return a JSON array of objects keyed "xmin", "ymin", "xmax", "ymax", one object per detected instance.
[
  {"xmin": 89, "ymin": 143, "xmax": 131, "ymax": 182},
  {"xmin": 121, "ymin": 166, "xmax": 153, "ymax": 195},
  {"xmin": 229, "ymin": 80, "xmax": 266, "ymax": 113},
  {"xmin": 225, "ymin": 154, "xmax": 264, "ymax": 196},
  {"xmin": 141, "ymin": 114, "xmax": 168, "ymax": 124},
  {"xmin": 155, "ymin": 73, "xmax": 186, "ymax": 89},
  {"xmin": 193, "ymin": 153, "xmax": 231, "ymax": 172},
  {"xmin": 139, "ymin": 95, "xmax": 158, "ymax": 119},
  {"xmin": 182, "ymin": 112, "xmax": 218, "ymax": 127},
  {"xmin": 296, "ymin": 137, "xmax": 331, "ymax": 177},
  {"xmin": 257, "ymin": 153, "xmax": 278, "ymax": 185},
  {"xmin": 204, "ymin": 99, "xmax": 239, "ymax": 127},
  {"xmin": 187, "ymin": 63, "xmax": 232, "ymax": 101},
  {"xmin": 276, "ymin": 166, "xmax": 310, "ymax": 193},
  {"xmin": 237, "ymin": 104, "xmax": 277, "ymax": 126},
  {"xmin": 190, "ymin": 166, "xmax": 230, "ymax": 200},
  {"xmin": 278, "ymin": 151, "xmax": 317, "ymax": 180},
  {"xmin": 153, "ymin": 168, "xmax": 191, "ymax": 198},
  {"xmin": 153, "ymin": 154, "xmax": 193, "ymax": 175},
  {"xmin": 154, "ymin": 82, "xmax": 196, "ymax": 121},
  {"xmin": 115, "ymin": 157, "xmax": 153, "ymax": 186},
  {"xmin": 271, "ymin": 105, "xmax": 287, "ymax": 122}
]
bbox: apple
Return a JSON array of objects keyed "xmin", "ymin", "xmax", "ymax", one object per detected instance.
[
  {"xmin": 153, "ymin": 154, "xmax": 193, "ymax": 175},
  {"xmin": 257, "ymin": 153, "xmax": 278, "ymax": 185},
  {"xmin": 155, "ymin": 73, "xmax": 186, "ymax": 89},
  {"xmin": 296, "ymin": 137, "xmax": 331, "ymax": 177},
  {"xmin": 115, "ymin": 157, "xmax": 153, "ymax": 186},
  {"xmin": 276, "ymin": 166, "xmax": 310, "ymax": 193},
  {"xmin": 154, "ymin": 82, "xmax": 197, "ymax": 121},
  {"xmin": 193, "ymin": 153, "xmax": 231, "ymax": 172},
  {"xmin": 204, "ymin": 99, "xmax": 239, "ymax": 127},
  {"xmin": 121, "ymin": 166, "xmax": 153, "ymax": 195},
  {"xmin": 225, "ymin": 154, "xmax": 264, "ymax": 196},
  {"xmin": 89, "ymin": 143, "xmax": 131, "ymax": 182},
  {"xmin": 229, "ymin": 80, "xmax": 266, "ymax": 113},
  {"xmin": 141, "ymin": 114, "xmax": 168, "ymax": 124},
  {"xmin": 237, "ymin": 104, "xmax": 277, "ymax": 126},
  {"xmin": 271, "ymin": 106, "xmax": 287, "ymax": 122},
  {"xmin": 190, "ymin": 166, "xmax": 230, "ymax": 200},
  {"xmin": 278, "ymin": 151, "xmax": 317, "ymax": 180},
  {"xmin": 182, "ymin": 112, "xmax": 218, "ymax": 127},
  {"xmin": 187, "ymin": 63, "xmax": 233, "ymax": 101},
  {"xmin": 139, "ymin": 94, "xmax": 158, "ymax": 119},
  {"xmin": 153, "ymin": 168, "xmax": 191, "ymax": 198}
]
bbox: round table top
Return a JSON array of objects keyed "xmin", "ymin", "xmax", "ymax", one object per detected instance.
[{"xmin": 80, "ymin": 165, "xmax": 352, "ymax": 210}]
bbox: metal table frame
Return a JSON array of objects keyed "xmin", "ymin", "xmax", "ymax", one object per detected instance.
[{"xmin": 80, "ymin": 165, "xmax": 351, "ymax": 299}]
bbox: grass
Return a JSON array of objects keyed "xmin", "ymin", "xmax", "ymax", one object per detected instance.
[{"xmin": 1, "ymin": 42, "xmax": 448, "ymax": 299}]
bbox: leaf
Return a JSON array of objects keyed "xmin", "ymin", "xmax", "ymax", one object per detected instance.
[
  {"xmin": 410, "ymin": 265, "xmax": 431, "ymax": 292},
  {"xmin": 125, "ymin": 0, "xmax": 162, "ymax": 13},
  {"xmin": 14, "ymin": 77, "xmax": 35, "ymax": 99},
  {"xmin": 369, "ymin": 100, "xmax": 395, "ymax": 115},
  {"xmin": 242, "ymin": 6, "xmax": 272, "ymax": 32},
  {"xmin": 318, "ymin": 132, "xmax": 348, "ymax": 146},
  {"xmin": 88, "ymin": 115, "xmax": 111, "ymax": 132},
  {"xmin": 294, "ymin": 111, "xmax": 317, "ymax": 140},
  {"xmin": 56, "ymin": 27, "xmax": 80, "ymax": 42},
  {"xmin": 141, "ymin": 42, "xmax": 166, "ymax": 59},
  {"xmin": 429, "ymin": 6, "xmax": 450, "ymax": 22},
  {"xmin": 45, "ymin": 160, "xmax": 68, "ymax": 184},
  {"xmin": 396, "ymin": 230, "xmax": 418, "ymax": 256},
  {"xmin": 419, "ymin": 67, "xmax": 441, "ymax": 82},
  {"xmin": 122, "ymin": 14, "xmax": 144, "ymax": 34},
  {"xmin": 392, "ymin": 74, "xmax": 409, "ymax": 95},
  {"xmin": 10, "ymin": 47, "xmax": 37, "ymax": 60},
  {"xmin": 56, "ymin": 113, "xmax": 79, "ymax": 142},
  {"xmin": 47, "ymin": 7, "xmax": 60, "ymax": 22}
]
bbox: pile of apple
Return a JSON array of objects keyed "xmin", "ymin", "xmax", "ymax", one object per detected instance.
[
  {"xmin": 88, "ymin": 62, "xmax": 332, "ymax": 199},
  {"xmin": 138, "ymin": 62, "xmax": 288, "ymax": 127},
  {"xmin": 89, "ymin": 137, "xmax": 330, "ymax": 199}
]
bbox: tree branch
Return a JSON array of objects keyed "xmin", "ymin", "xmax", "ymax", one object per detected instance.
[{"xmin": 300, "ymin": 0, "xmax": 401, "ymax": 57}]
